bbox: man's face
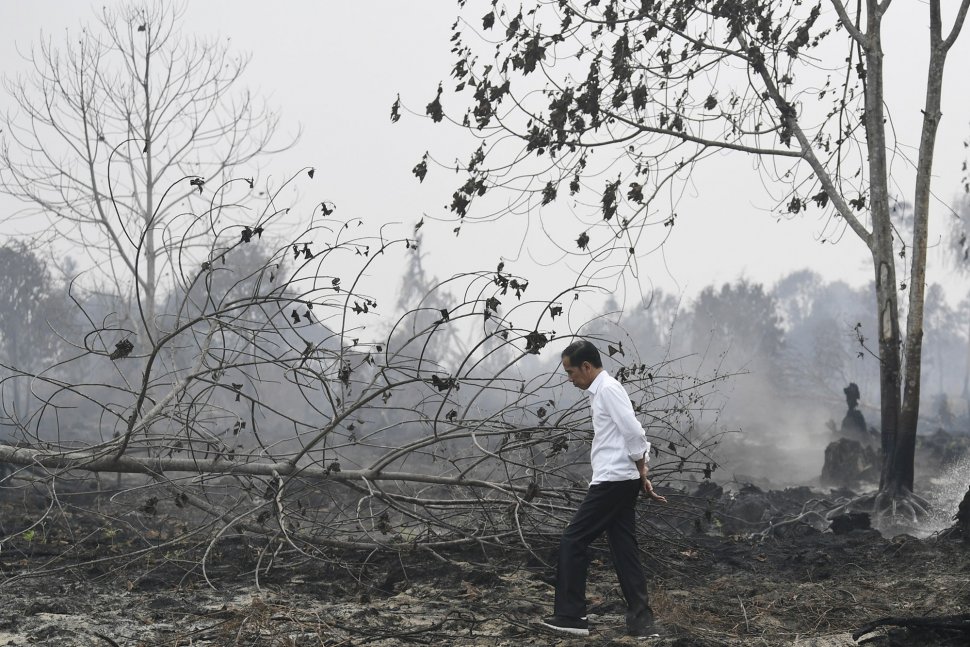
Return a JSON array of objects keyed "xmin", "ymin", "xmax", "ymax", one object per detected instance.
[{"xmin": 562, "ymin": 356, "xmax": 595, "ymax": 390}]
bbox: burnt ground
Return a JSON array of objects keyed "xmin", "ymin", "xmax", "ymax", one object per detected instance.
[{"xmin": 0, "ymin": 479, "xmax": 968, "ymax": 647}]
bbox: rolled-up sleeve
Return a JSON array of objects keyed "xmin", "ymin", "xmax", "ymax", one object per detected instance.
[{"xmin": 600, "ymin": 383, "xmax": 651, "ymax": 463}]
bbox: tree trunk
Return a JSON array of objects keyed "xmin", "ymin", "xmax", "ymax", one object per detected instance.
[
  {"xmin": 895, "ymin": 51, "xmax": 944, "ymax": 494},
  {"xmin": 143, "ymin": 218, "xmax": 156, "ymax": 340},
  {"xmin": 860, "ymin": 4, "xmax": 905, "ymax": 494},
  {"xmin": 873, "ymin": 252, "xmax": 903, "ymax": 491},
  {"xmin": 0, "ymin": 443, "xmax": 537, "ymax": 496},
  {"xmin": 884, "ymin": 0, "xmax": 964, "ymax": 497},
  {"xmin": 142, "ymin": 23, "xmax": 157, "ymax": 343}
]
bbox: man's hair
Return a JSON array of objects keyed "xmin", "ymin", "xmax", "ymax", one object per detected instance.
[{"xmin": 561, "ymin": 339, "xmax": 603, "ymax": 368}]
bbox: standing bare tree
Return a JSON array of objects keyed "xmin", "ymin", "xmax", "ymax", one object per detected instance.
[
  {"xmin": 0, "ymin": 1, "xmax": 290, "ymax": 342},
  {"xmin": 406, "ymin": 0, "xmax": 970, "ymax": 526}
]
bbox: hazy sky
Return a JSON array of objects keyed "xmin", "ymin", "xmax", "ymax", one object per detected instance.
[{"xmin": 2, "ymin": 0, "xmax": 969, "ymax": 317}]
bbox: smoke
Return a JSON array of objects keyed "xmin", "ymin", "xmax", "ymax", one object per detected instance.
[
  {"xmin": 922, "ymin": 455, "xmax": 970, "ymax": 536},
  {"xmin": 706, "ymin": 378, "xmax": 836, "ymax": 488}
]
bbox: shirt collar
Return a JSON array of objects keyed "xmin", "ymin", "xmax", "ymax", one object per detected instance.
[{"xmin": 586, "ymin": 370, "xmax": 608, "ymax": 395}]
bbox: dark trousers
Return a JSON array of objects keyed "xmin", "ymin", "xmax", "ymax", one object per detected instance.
[{"xmin": 554, "ymin": 478, "xmax": 653, "ymax": 631}]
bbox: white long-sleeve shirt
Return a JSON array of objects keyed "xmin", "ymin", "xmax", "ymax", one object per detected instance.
[{"xmin": 586, "ymin": 370, "xmax": 651, "ymax": 485}]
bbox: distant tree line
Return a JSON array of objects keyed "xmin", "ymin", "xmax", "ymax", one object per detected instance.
[{"xmin": 610, "ymin": 271, "xmax": 970, "ymax": 437}]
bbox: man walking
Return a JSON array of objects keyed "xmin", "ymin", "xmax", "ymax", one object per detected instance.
[{"xmin": 540, "ymin": 339, "xmax": 666, "ymax": 638}]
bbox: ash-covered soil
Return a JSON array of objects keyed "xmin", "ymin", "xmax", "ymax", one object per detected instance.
[{"xmin": 1, "ymin": 482, "xmax": 968, "ymax": 646}]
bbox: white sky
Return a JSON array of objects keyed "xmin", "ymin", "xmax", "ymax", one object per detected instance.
[{"xmin": 2, "ymin": 0, "xmax": 969, "ymax": 316}]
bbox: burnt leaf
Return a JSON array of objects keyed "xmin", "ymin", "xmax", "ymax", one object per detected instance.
[
  {"xmin": 576, "ymin": 231, "xmax": 590, "ymax": 250},
  {"xmin": 811, "ymin": 190, "xmax": 829, "ymax": 208},
  {"xmin": 506, "ymin": 9, "xmax": 522, "ymax": 40},
  {"xmin": 541, "ymin": 181, "xmax": 557, "ymax": 205},
  {"xmin": 431, "ymin": 374, "xmax": 458, "ymax": 391},
  {"xmin": 413, "ymin": 153, "xmax": 429, "ymax": 182},
  {"xmin": 450, "ymin": 189, "xmax": 471, "ymax": 216},
  {"xmin": 627, "ymin": 182, "xmax": 644, "ymax": 204},
  {"xmin": 109, "ymin": 339, "xmax": 134, "ymax": 360},
  {"xmin": 569, "ymin": 174, "xmax": 581, "ymax": 195},
  {"xmin": 632, "ymin": 84, "xmax": 648, "ymax": 111},
  {"xmin": 849, "ymin": 194, "xmax": 867, "ymax": 211},
  {"xmin": 525, "ymin": 330, "xmax": 548, "ymax": 354},
  {"xmin": 519, "ymin": 33, "xmax": 546, "ymax": 75},
  {"xmin": 602, "ymin": 179, "xmax": 620, "ymax": 220},
  {"xmin": 786, "ymin": 4, "xmax": 821, "ymax": 57},
  {"xmin": 426, "ymin": 83, "xmax": 444, "ymax": 122},
  {"xmin": 390, "ymin": 94, "xmax": 401, "ymax": 123},
  {"xmin": 467, "ymin": 144, "xmax": 486, "ymax": 171}
]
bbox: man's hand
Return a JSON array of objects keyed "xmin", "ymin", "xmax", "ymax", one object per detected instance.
[
  {"xmin": 637, "ymin": 458, "xmax": 667, "ymax": 503},
  {"xmin": 641, "ymin": 477, "xmax": 667, "ymax": 503}
]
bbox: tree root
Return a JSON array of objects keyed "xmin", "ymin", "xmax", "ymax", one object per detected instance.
[
  {"xmin": 753, "ymin": 487, "xmax": 943, "ymax": 540},
  {"xmin": 872, "ymin": 489, "xmax": 933, "ymax": 535}
]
